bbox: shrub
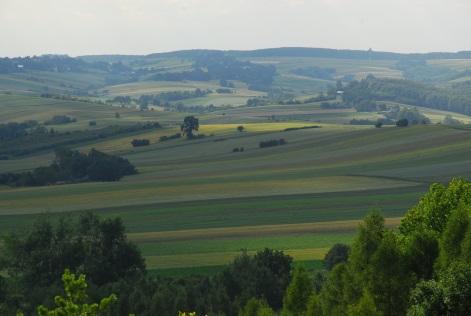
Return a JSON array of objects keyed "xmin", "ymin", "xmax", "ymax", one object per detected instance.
[
  {"xmin": 131, "ymin": 139, "xmax": 150, "ymax": 147},
  {"xmin": 216, "ymin": 88, "xmax": 233, "ymax": 94},
  {"xmin": 259, "ymin": 139, "xmax": 286, "ymax": 148},
  {"xmin": 44, "ymin": 115, "xmax": 76, "ymax": 125},
  {"xmin": 396, "ymin": 118, "xmax": 409, "ymax": 127},
  {"xmin": 284, "ymin": 126, "xmax": 320, "ymax": 132}
]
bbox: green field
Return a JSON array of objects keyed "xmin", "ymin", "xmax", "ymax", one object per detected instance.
[{"xmin": 3, "ymin": 52, "xmax": 471, "ymax": 275}]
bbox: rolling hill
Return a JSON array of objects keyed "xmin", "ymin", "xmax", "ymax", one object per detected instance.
[{"xmin": 2, "ymin": 47, "xmax": 471, "ymax": 275}]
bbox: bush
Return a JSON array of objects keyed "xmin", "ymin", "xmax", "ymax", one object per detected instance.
[
  {"xmin": 396, "ymin": 118, "xmax": 409, "ymax": 127},
  {"xmin": 88, "ymin": 120, "xmax": 97, "ymax": 126},
  {"xmin": 350, "ymin": 118, "xmax": 394, "ymax": 126},
  {"xmin": 259, "ymin": 139, "xmax": 286, "ymax": 148},
  {"xmin": 247, "ymin": 98, "xmax": 270, "ymax": 107},
  {"xmin": 284, "ymin": 126, "xmax": 320, "ymax": 132},
  {"xmin": 233, "ymin": 147, "xmax": 244, "ymax": 152},
  {"xmin": 131, "ymin": 139, "xmax": 150, "ymax": 147},
  {"xmin": 216, "ymin": 88, "xmax": 233, "ymax": 94},
  {"xmin": 44, "ymin": 115, "xmax": 76, "ymax": 125}
]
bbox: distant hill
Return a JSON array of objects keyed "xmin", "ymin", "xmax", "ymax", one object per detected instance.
[{"xmin": 80, "ymin": 47, "xmax": 471, "ymax": 62}]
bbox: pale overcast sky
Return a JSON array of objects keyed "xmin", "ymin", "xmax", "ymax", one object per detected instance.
[{"xmin": 1, "ymin": 0, "xmax": 470, "ymax": 57}]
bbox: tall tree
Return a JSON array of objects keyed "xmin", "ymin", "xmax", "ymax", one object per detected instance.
[
  {"xmin": 281, "ymin": 266, "xmax": 313, "ymax": 316},
  {"xmin": 437, "ymin": 205, "xmax": 470, "ymax": 269},
  {"xmin": 369, "ymin": 231, "xmax": 412, "ymax": 316},
  {"xmin": 181, "ymin": 116, "xmax": 199, "ymax": 139}
]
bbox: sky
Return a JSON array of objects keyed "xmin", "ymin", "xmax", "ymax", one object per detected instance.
[{"xmin": 1, "ymin": 0, "xmax": 470, "ymax": 57}]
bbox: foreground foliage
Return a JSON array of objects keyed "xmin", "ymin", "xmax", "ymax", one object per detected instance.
[
  {"xmin": 36, "ymin": 270, "xmax": 117, "ymax": 316},
  {"xmin": 300, "ymin": 178, "xmax": 471, "ymax": 316},
  {"xmin": 2, "ymin": 179, "xmax": 471, "ymax": 315}
]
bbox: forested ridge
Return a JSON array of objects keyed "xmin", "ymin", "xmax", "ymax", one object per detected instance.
[
  {"xmin": 1, "ymin": 179, "xmax": 471, "ymax": 315},
  {"xmin": 343, "ymin": 76, "xmax": 471, "ymax": 115}
]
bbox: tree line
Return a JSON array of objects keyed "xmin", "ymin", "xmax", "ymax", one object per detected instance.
[
  {"xmin": 343, "ymin": 75, "xmax": 471, "ymax": 116},
  {"xmin": 149, "ymin": 54, "xmax": 276, "ymax": 91},
  {"xmin": 0, "ymin": 120, "xmax": 41, "ymax": 141},
  {"xmin": 0, "ymin": 148, "xmax": 137, "ymax": 186}
]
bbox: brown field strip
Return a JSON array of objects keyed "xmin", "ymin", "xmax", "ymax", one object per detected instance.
[{"xmin": 129, "ymin": 217, "xmax": 402, "ymax": 243}]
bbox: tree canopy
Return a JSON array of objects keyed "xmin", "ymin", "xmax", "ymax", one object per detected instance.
[
  {"xmin": 180, "ymin": 116, "xmax": 200, "ymax": 139},
  {"xmin": 0, "ymin": 148, "xmax": 137, "ymax": 186}
]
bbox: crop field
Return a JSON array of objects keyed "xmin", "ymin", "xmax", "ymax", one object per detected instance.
[
  {"xmin": 0, "ymin": 93, "xmax": 129, "ymax": 124},
  {"xmin": 102, "ymin": 80, "xmax": 224, "ymax": 97},
  {"xmin": 414, "ymin": 106, "xmax": 471, "ymax": 124},
  {"xmin": 0, "ymin": 93, "xmax": 187, "ymax": 131},
  {"xmin": 2, "ymin": 73, "xmax": 471, "ymax": 275},
  {"xmin": 0, "ymin": 70, "xmax": 107, "ymax": 95},
  {"xmin": 133, "ymin": 218, "xmax": 401, "ymax": 269},
  {"xmin": 427, "ymin": 59, "xmax": 471, "ymax": 70},
  {"xmin": 3, "ymin": 122, "xmax": 471, "ymax": 274},
  {"xmin": 101, "ymin": 80, "xmax": 266, "ymax": 107},
  {"xmin": 177, "ymin": 93, "xmax": 262, "ymax": 107},
  {"xmin": 248, "ymin": 57, "xmax": 403, "ymax": 79},
  {"xmin": 133, "ymin": 57, "xmax": 194, "ymax": 73},
  {"xmin": 202, "ymin": 105, "xmax": 382, "ymax": 124},
  {"xmin": 272, "ymin": 75, "xmax": 334, "ymax": 95}
]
